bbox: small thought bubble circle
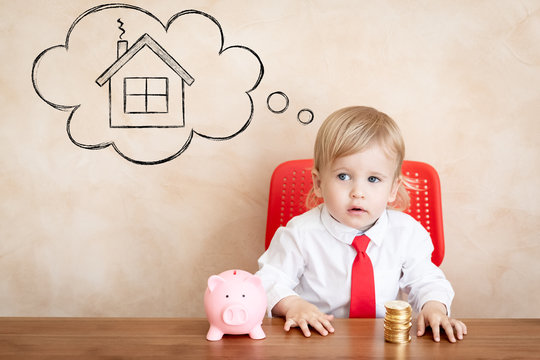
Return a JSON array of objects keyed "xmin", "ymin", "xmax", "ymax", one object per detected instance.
[
  {"xmin": 297, "ymin": 108, "xmax": 314, "ymax": 125},
  {"xmin": 267, "ymin": 91, "xmax": 289, "ymax": 114}
]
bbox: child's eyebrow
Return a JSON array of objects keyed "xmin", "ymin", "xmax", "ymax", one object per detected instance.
[
  {"xmin": 330, "ymin": 166, "xmax": 351, "ymax": 173},
  {"xmin": 369, "ymin": 171, "xmax": 391, "ymax": 179}
]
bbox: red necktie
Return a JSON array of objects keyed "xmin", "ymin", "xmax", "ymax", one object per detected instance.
[{"xmin": 349, "ymin": 234, "xmax": 376, "ymax": 318}]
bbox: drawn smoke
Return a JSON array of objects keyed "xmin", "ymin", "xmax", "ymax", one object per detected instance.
[{"xmin": 116, "ymin": 18, "xmax": 128, "ymax": 59}]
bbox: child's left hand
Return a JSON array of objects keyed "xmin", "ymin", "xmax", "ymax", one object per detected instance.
[{"xmin": 416, "ymin": 300, "xmax": 467, "ymax": 343}]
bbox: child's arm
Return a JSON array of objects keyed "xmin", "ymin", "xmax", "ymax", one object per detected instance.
[
  {"xmin": 272, "ymin": 295, "xmax": 335, "ymax": 337},
  {"xmin": 416, "ymin": 300, "xmax": 468, "ymax": 342}
]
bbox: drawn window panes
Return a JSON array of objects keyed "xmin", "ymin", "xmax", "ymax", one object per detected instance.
[{"xmin": 124, "ymin": 77, "xmax": 169, "ymax": 114}]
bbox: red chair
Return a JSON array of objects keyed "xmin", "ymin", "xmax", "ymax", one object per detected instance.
[{"xmin": 265, "ymin": 159, "xmax": 445, "ymax": 266}]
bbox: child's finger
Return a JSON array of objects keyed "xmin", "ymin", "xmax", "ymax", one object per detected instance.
[
  {"xmin": 310, "ymin": 319, "xmax": 329, "ymax": 336},
  {"xmin": 452, "ymin": 319, "xmax": 467, "ymax": 340},
  {"xmin": 430, "ymin": 319, "xmax": 441, "ymax": 342},
  {"xmin": 297, "ymin": 319, "xmax": 311, "ymax": 337},
  {"xmin": 461, "ymin": 321, "xmax": 468, "ymax": 335},
  {"xmin": 441, "ymin": 318, "xmax": 456, "ymax": 343},
  {"xmin": 454, "ymin": 322, "xmax": 464, "ymax": 340},
  {"xmin": 283, "ymin": 318, "xmax": 296, "ymax": 331},
  {"xmin": 416, "ymin": 313, "xmax": 426, "ymax": 336},
  {"xmin": 321, "ymin": 317, "xmax": 335, "ymax": 333}
]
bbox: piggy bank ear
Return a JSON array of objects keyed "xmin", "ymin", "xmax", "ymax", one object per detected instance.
[
  {"xmin": 244, "ymin": 274, "xmax": 262, "ymax": 287},
  {"xmin": 207, "ymin": 275, "xmax": 225, "ymax": 292}
]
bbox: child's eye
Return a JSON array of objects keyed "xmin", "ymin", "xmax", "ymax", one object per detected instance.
[
  {"xmin": 338, "ymin": 173, "xmax": 351, "ymax": 181},
  {"xmin": 368, "ymin": 176, "xmax": 380, "ymax": 183}
]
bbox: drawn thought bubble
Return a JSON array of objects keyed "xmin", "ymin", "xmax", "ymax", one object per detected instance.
[{"xmin": 32, "ymin": 4, "xmax": 264, "ymax": 165}]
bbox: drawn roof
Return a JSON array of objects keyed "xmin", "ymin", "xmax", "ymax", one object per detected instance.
[{"xmin": 96, "ymin": 33, "xmax": 195, "ymax": 86}]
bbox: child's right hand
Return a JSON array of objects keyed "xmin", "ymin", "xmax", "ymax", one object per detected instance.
[{"xmin": 273, "ymin": 295, "xmax": 335, "ymax": 337}]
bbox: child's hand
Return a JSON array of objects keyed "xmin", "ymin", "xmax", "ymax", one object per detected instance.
[
  {"xmin": 273, "ymin": 295, "xmax": 335, "ymax": 337},
  {"xmin": 416, "ymin": 300, "xmax": 467, "ymax": 343}
]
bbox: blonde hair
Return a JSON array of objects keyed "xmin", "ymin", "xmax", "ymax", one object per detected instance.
[{"xmin": 307, "ymin": 106, "xmax": 410, "ymax": 211}]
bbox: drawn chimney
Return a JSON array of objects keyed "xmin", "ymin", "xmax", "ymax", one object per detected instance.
[{"xmin": 117, "ymin": 40, "xmax": 128, "ymax": 59}]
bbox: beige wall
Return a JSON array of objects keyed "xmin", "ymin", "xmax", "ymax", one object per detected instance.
[{"xmin": 1, "ymin": 0, "xmax": 539, "ymax": 318}]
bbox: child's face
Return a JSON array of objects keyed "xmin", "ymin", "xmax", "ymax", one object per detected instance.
[{"xmin": 312, "ymin": 142, "xmax": 400, "ymax": 232}]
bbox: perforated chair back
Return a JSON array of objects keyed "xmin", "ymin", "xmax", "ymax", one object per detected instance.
[{"xmin": 265, "ymin": 159, "xmax": 445, "ymax": 266}]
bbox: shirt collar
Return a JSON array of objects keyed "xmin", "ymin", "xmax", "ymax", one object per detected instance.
[{"xmin": 320, "ymin": 204, "xmax": 388, "ymax": 247}]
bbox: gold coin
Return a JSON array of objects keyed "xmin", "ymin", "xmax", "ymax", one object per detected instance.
[
  {"xmin": 385, "ymin": 322, "xmax": 411, "ymax": 328},
  {"xmin": 384, "ymin": 322, "xmax": 412, "ymax": 331},
  {"xmin": 384, "ymin": 331, "xmax": 409, "ymax": 339},
  {"xmin": 384, "ymin": 333, "xmax": 409, "ymax": 340},
  {"xmin": 384, "ymin": 313, "xmax": 412, "ymax": 320},
  {"xmin": 385, "ymin": 335, "xmax": 411, "ymax": 344},
  {"xmin": 384, "ymin": 318, "xmax": 411, "ymax": 324},
  {"xmin": 384, "ymin": 330, "xmax": 410, "ymax": 337},
  {"xmin": 385, "ymin": 309, "xmax": 411, "ymax": 316},
  {"xmin": 385, "ymin": 331, "xmax": 409, "ymax": 336},
  {"xmin": 384, "ymin": 317, "xmax": 411, "ymax": 325},
  {"xmin": 384, "ymin": 334, "xmax": 410, "ymax": 341},
  {"xmin": 384, "ymin": 300, "xmax": 412, "ymax": 312}
]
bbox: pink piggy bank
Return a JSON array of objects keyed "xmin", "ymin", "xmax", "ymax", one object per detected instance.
[{"xmin": 204, "ymin": 269, "xmax": 267, "ymax": 341}]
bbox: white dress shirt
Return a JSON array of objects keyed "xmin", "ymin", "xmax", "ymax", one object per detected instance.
[{"xmin": 256, "ymin": 204, "xmax": 454, "ymax": 318}]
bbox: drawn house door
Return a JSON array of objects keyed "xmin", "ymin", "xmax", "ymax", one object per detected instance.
[{"xmin": 96, "ymin": 33, "xmax": 195, "ymax": 128}]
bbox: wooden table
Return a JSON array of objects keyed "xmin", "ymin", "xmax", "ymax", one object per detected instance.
[{"xmin": 0, "ymin": 317, "xmax": 539, "ymax": 359}]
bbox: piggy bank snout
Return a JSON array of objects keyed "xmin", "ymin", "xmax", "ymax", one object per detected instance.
[{"xmin": 222, "ymin": 304, "xmax": 249, "ymax": 325}]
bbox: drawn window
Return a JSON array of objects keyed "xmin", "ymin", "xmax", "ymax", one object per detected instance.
[{"xmin": 124, "ymin": 77, "xmax": 168, "ymax": 114}]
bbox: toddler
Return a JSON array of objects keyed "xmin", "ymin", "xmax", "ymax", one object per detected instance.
[{"xmin": 256, "ymin": 106, "xmax": 467, "ymax": 342}]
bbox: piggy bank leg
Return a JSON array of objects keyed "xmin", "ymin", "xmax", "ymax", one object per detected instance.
[
  {"xmin": 249, "ymin": 323, "xmax": 266, "ymax": 340},
  {"xmin": 206, "ymin": 326, "xmax": 224, "ymax": 341}
]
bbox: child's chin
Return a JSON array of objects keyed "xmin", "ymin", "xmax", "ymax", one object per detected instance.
[{"xmin": 343, "ymin": 220, "xmax": 371, "ymax": 231}]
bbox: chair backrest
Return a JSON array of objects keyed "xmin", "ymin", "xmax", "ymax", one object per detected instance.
[{"xmin": 265, "ymin": 159, "xmax": 445, "ymax": 266}]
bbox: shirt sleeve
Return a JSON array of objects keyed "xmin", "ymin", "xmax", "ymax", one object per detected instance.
[
  {"xmin": 398, "ymin": 220, "xmax": 455, "ymax": 315},
  {"xmin": 255, "ymin": 225, "xmax": 306, "ymax": 317}
]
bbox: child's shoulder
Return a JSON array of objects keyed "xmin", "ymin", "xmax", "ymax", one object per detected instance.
[
  {"xmin": 272, "ymin": 206, "xmax": 326, "ymax": 249},
  {"xmin": 386, "ymin": 209, "xmax": 426, "ymax": 232},
  {"xmin": 386, "ymin": 208, "xmax": 415, "ymax": 222},
  {"xmin": 281, "ymin": 206, "xmax": 333, "ymax": 241},
  {"xmin": 286, "ymin": 205, "xmax": 324, "ymax": 230}
]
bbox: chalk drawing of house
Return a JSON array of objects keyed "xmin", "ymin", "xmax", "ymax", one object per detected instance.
[{"xmin": 96, "ymin": 33, "xmax": 194, "ymax": 128}]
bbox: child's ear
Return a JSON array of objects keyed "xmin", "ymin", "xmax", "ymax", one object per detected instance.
[
  {"xmin": 311, "ymin": 169, "xmax": 323, "ymax": 198},
  {"xmin": 388, "ymin": 176, "xmax": 401, "ymax": 203}
]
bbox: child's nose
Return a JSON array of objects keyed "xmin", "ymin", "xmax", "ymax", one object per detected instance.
[{"xmin": 350, "ymin": 185, "xmax": 365, "ymax": 199}]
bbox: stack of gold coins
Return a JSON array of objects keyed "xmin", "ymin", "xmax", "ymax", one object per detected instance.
[{"xmin": 384, "ymin": 300, "xmax": 412, "ymax": 343}]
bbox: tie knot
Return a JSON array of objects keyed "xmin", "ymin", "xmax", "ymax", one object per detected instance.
[{"xmin": 352, "ymin": 234, "xmax": 370, "ymax": 253}]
